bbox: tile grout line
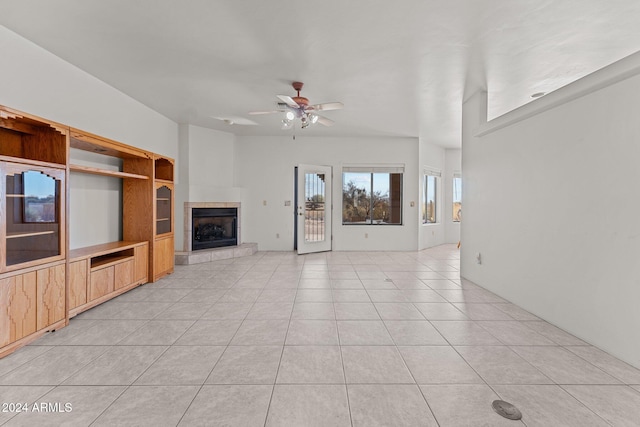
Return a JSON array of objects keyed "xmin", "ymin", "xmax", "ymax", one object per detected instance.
[{"xmin": 262, "ymin": 255, "xmax": 302, "ymax": 427}]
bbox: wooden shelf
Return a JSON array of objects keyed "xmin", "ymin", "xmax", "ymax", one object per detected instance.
[
  {"xmin": 70, "ymin": 131, "xmax": 151, "ymax": 160},
  {"xmin": 91, "ymin": 254, "xmax": 134, "ymax": 271},
  {"xmin": 70, "ymin": 164, "xmax": 149, "ymax": 180},
  {"xmin": 156, "ymin": 198, "xmax": 170, "ymax": 201},
  {"xmin": 6, "ymin": 231, "xmax": 55, "ymax": 239},
  {"xmin": 156, "ymin": 218, "xmax": 170, "ymax": 222},
  {"xmin": 5, "ymin": 252, "xmax": 61, "ymax": 267},
  {"xmin": 6, "ymin": 194, "xmax": 25, "ymax": 198},
  {"xmin": 155, "ymin": 178, "xmax": 173, "ymax": 185},
  {"xmin": 69, "ymin": 241, "xmax": 147, "ymax": 262}
]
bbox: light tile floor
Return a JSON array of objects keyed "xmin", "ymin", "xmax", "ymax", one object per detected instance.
[{"xmin": 1, "ymin": 244, "xmax": 640, "ymax": 426}]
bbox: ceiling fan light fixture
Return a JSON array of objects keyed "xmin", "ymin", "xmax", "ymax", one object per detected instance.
[
  {"xmin": 300, "ymin": 115, "xmax": 310, "ymax": 129},
  {"xmin": 309, "ymin": 114, "xmax": 319, "ymax": 124},
  {"xmin": 281, "ymin": 119, "xmax": 292, "ymax": 130},
  {"xmin": 285, "ymin": 110, "xmax": 295, "ymax": 121}
]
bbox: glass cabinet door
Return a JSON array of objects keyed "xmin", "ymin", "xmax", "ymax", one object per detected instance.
[
  {"xmin": 3, "ymin": 163, "xmax": 65, "ymax": 270},
  {"xmin": 156, "ymin": 184, "xmax": 172, "ymax": 235}
]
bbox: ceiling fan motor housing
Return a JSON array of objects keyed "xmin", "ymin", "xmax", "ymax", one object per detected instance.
[{"xmin": 291, "ymin": 82, "xmax": 309, "ymax": 106}]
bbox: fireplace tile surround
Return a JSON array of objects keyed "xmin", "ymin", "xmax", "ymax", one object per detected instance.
[{"xmin": 175, "ymin": 201, "xmax": 257, "ymax": 265}]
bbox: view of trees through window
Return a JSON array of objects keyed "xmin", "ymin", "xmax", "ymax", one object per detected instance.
[
  {"xmin": 423, "ymin": 175, "xmax": 437, "ymax": 224},
  {"xmin": 453, "ymin": 176, "xmax": 461, "ymax": 222},
  {"xmin": 342, "ymin": 172, "xmax": 402, "ymax": 225}
]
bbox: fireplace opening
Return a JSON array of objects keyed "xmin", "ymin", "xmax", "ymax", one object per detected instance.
[{"xmin": 192, "ymin": 208, "xmax": 237, "ymax": 250}]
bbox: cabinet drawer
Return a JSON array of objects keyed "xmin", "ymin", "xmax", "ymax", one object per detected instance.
[{"xmin": 89, "ymin": 266, "xmax": 114, "ymax": 301}]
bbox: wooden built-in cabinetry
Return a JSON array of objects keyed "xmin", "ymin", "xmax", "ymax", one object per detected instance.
[
  {"xmin": 0, "ymin": 105, "xmax": 175, "ymax": 358},
  {"xmin": 153, "ymin": 157, "xmax": 174, "ymax": 281},
  {"xmin": 68, "ymin": 241, "xmax": 148, "ymax": 317}
]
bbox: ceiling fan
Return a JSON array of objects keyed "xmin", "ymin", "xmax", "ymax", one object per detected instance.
[{"xmin": 250, "ymin": 82, "xmax": 343, "ymax": 129}]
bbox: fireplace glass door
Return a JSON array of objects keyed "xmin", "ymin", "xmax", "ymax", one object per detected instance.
[{"xmin": 192, "ymin": 208, "xmax": 237, "ymax": 250}]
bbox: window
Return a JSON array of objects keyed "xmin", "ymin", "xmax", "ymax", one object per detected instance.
[
  {"xmin": 423, "ymin": 168, "xmax": 440, "ymax": 224},
  {"xmin": 453, "ymin": 174, "xmax": 461, "ymax": 222},
  {"xmin": 342, "ymin": 167, "xmax": 403, "ymax": 225}
]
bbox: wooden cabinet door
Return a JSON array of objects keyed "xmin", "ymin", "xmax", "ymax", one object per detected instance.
[
  {"xmin": 114, "ymin": 259, "xmax": 135, "ymax": 290},
  {"xmin": 69, "ymin": 260, "xmax": 88, "ymax": 309},
  {"xmin": 36, "ymin": 264, "xmax": 65, "ymax": 330},
  {"xmin": 134, "ymin": 244, "xmax": 148, "ymax": 283},
  {"xmin": 154, "ymin": 236, "xmax": 174, "ymax": 279},
  {"xmin": 89, "ymin": 267, "xmax": 114, "ymax": 301},
  {"xmin": 0, "ymin": 272, "xmax": 37, "ymax": 346}
]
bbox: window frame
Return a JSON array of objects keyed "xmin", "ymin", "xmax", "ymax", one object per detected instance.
[
  {"xmin": 342, "ymin": 166, "xmax": 404, "ymax": 226},
  {"xmin": 422, "ymin": 168, "xmax": 440, "ymax": 225},
  {"xmin": 452, "ymin": 173, "xmax": 461, "ymax": 223}
]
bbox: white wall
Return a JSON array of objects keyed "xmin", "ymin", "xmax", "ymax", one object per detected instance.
[
  {"xmin": 418, "ymin": 140, "xmax": 446, "ymax": 249},
  {"xmin": 175, "ymin": 124, "xmax": 191, "ymax": 251},
  {"xmin": 444, "ymin": 149, "xmax": 461, "ymax": 244},
  {"xmin": 0, "ymin": 26, "xmax": 178, "ymax": 249},
  {"xmin": 68, "ymin": 150, "xmax": 122, "ymax": 249},
  {"xmin": 175, "ymin": 124, "xmax": 244, "ymax": 250},
  {"xmin": 461, "ymin": 55, "xmax": 640, "ymax": 368},
  {"xmin": 234, "ymin": 135, "xmax": 420, "ymax": 251},
  {"xmin": 187, "ymin": 125, "xmax": 240, "ymax": 200}
]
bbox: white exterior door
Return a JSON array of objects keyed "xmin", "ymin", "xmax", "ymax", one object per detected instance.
[{"xmin": 297, "ymin": 164, "xmax": 332, "ymax": 254}]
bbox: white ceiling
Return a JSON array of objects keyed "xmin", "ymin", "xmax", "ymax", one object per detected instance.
[{"xmin": 2, "ymin": 1, "xmax": 640, "ymax": 148}]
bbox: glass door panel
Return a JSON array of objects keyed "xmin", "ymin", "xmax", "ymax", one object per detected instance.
[
  {"xmin": 156, "ymin": 185, "xmax": 172, "ymax": 235},
  {"xmin": 4, "ymin": 166, "xmax": 63, "ymax": 268},
  {"xmin": 297, "ymin": 164, "xmax": 332, "ymax": 254}
]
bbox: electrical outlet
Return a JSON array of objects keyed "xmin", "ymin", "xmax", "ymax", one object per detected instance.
[
  {"xmin": 276, "ymin": 233, "xmax": 280, "ymax": 238},
  {"xmin": 365, "ymin": 233, "xmax": 368, "ymax": 239},
  {"xmin": 262, "ymin": 200, "xmax": 267, "ymax": 206},
  {"xmin": 476, "ymin": 252, "xmax": 482, "ymax": 264}
]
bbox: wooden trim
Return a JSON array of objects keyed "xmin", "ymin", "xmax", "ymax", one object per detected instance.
[
  {"xmin": 91, "ymin": 255, "xmax": 134, "ymax": 271},
  {"xmin": 69, "ymin": 164, "xmax": 149, "ymax": 180},
  {"xmin": 0, "ymin": 118, "xmax": 38, "ymax": 135},
  {"xmin": 70, "ymin": 129, "xmax": 151, "ymax": 159},
  {"xmin": 65, "ymin": 132, "xmax": 70, "ymax": 328},
  {"xmin": 0, "ymin": 260, "xmax": 65, "ymax": 280},
  {"xmin": 69, "ymin": 241, "xmax": 147, "ymax": 262},
  {"xmin": 68, "ymin": 279, "xmax": 146, "ymax": 318},
  {"xmin": 7, "ymin": 231, "xmax": 55, "ymax": 239},
  {"xmin": 154, "ymin": 178, "xmax": 173, "ymax": 185},
  {"xmin": 0, "ymin": 318, "xmax": 66, "ymax": 359},
  {"xmin": 0, "ymin": 155, "xmax": 65, "ymax": 169},
  {"xmin": 0, "ymin": 105, "xmax": 69, "ymax": 136},
  {"xmin": 2, "ymin": 255, "xmax": 66, "ymax": 275}
]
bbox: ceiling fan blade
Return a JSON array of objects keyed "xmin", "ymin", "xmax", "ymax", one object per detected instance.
[
  {"xmin": 309, "ymin": 102, "xmax": 344, "ymax": 111},
  {"xmin": 277, "ymin": 95, "xmax": 300, "ymax": 108},
  {"xmin": 212, "ymin": 116, "xmax": 258, "ymax": 126},
  {"xmin": 248, "ymin": 110, "xmax": 280, "ymax": 115},
  {"xmin": 316, "ymin": 115, "xmax": 335, "ymax": 127}
]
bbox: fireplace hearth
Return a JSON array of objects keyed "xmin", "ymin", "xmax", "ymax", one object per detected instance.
[{"xmin": 192, "ymin": 207, "xmax": 237, "ymax": 250}]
